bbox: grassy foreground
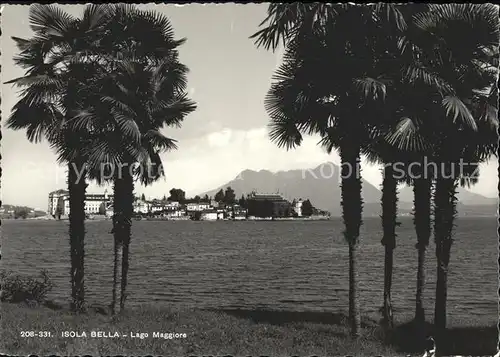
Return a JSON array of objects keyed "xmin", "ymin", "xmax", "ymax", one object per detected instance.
[
  {"xmin": 1, "ymin": 302, "xmax": 395, "ymax": 356},
  {"xmin": 1, "ymin": 302, "xmax": 496, "ymax": 356}
]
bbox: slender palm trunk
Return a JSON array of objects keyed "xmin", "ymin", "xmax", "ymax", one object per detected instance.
[
  {"xmin": 119, "ymin": 167, "xmax": 134, "ymax": 311},
  {"xmin": 413, "ymin": 177, "xmax": 432, "ymax": 325},
  {"xmin": 433, "ymin": 173, "xmax": 457, "ymax": 351},
  {"xmin": 380, "ymin": 164, "xmax": 398, "ymax": 331},
  {"xmin": 111, "ymin": 178, "xmax": 122, "ymax": 315},
  {"xmin": 111, "ymin": 237, "xmax": 122, "ymax": 315},
  {"xmin": 340, "ymin": 142, "xmax": 363, "ymax": 338},
  {"xmin": 68, "ymin": 159, "xmax": 87, "ymax": 312}
]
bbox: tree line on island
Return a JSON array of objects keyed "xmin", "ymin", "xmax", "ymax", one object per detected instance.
[{"xmin": 6, "ymin": 3, "xmax": 498, "ymax": 355}]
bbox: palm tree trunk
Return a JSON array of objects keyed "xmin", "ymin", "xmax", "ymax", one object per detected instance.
[
  {"xmin": 111, "ymin": 236, "xmax": 122, "ymax": 315},
  {"xmin": 413, "ymin": 177, "xmax": 432, "ymax": 328},
  {"xmin": 380, "ymin": 164, "xmax": 398, "ymax": 332},
  {"xmin": 68, "ymin": 159, "xmax": 87, "ymax": 313},
  {"xmin": 111, "ymin": 178, "xmax": 122, "ymax": 315},
  {"xmin": 433, "ymin": 174, "xmax": 457, "ymax": 351},
  {"xmin": 340, "ymin": 143, "xmax": 363, "ymax": 338},
  {"xmin": 119, "ymin": 166, "xmax": 134, "ymax": 312}
]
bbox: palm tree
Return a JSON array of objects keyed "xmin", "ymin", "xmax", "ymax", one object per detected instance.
[
  {"xmin": 80, "ymin": 57, "xmax": 196, "ymax": 312},
  {"xmin": 363, "ymin": 62, "xmax": 436, "ymax": 335},
  {"xmin": 6, "ymin": 4, "xmax": 113, "ymax": 312},
  {"xmin": 362, "ymin": 143, "xmax": 403, "ymax": 332},
  {"xmin": 93, "ymin": 4, "xmax": 195, "ymax": 314},
  {"xmin": 251, "ymin": 3, "xmax": 407, "ymax": 337}
]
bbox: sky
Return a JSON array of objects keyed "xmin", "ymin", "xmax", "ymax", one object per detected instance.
[{"xmin": 1, "ymin": 4, "xmax": 498, "ymax": 210}]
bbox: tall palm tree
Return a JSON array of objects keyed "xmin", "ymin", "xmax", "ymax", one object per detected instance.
[
  {"xmin": 80, "ymin": 58, "xmax": 196, "ymax": 312},
  {"xmin": 251, "ymin": 3, "xmax": 407, "ymax": 337},
  {"xmin": 92, "ymin": 4, "xmax": 195, "ymax": 314},
  {"xmin": 364, "ymin": 68, "xmax": 437, "ymax": 336},
  {"xmin": 378, "ymin": 163, "xmax": 400, "ymax": 331},
  {"xmin": 6, "ymin": 4, "xmax": 113, "ymax": 312}
]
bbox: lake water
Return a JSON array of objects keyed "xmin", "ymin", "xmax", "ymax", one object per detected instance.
[{"xmin": 1, "ymin": 217, "xmax": 496, "ymax": 324}]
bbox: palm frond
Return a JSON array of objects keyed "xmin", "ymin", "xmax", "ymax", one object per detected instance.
[
  {"xmin": 142, "ymin": 130, "xmax": 178, "ymax": 152},
  {"xmin": 136, "ymin": 149, "xmax": 165, "ymax": 186},
  {"xmin": 268, "ymin": 114, "xmax": 303, "ymax": 150},
  {"xmin": 151, "ymin": 94, "xmax": 197, "ymax": 128},
  {"xmin": 29, "ymin": 4, "xmax": 76, "ymax": 39},
  {"xmin": 352, "ymin": 77, "xmax": 387, "ymax": 101},
  {"xmin": 111, "ymin": 110, "xmax": 142, "ymax": 143},
  {"xmin": 372, "ymin": 3, "xmax": 408, "ymax": 32},
  {"xmin": 100, "ymin": 96, "xmax": 137, "ymax": 118},
  {"xmin": 442, "ymin": 95, "xmax": 477, "ymax": 131},
  {"xmin": 385, "ymin": 117, "xmax": 431, "ymax": 153},
  {"xmin": 7, "ymin": 101, "xmax": 63, "ymax": 143},
  {"xmin": 80, "ymin": 4, "xmax": 114, "ymax": 33}
]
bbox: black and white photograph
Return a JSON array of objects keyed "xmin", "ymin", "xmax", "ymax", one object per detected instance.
[{"xmin": 0, "ymin": 3, "xmax": 499, "ymax": 356}]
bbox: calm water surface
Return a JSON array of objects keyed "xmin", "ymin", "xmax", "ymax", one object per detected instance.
[{"xmin": 1, "ymin": 217, "xmax": 496, "ymax": 323}]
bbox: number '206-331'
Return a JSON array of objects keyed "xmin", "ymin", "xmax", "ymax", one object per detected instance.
[{"xmin": 20, "ymin": 331, "xmax": 52, "ymax": 337}]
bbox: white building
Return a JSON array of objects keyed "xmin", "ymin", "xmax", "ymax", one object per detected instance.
[
  {"xmin": 165, "ymin": 201, "xmax": 180, "ymax": 209},
  {"xmin": 166, "ymin": 209, "xmax": 185, "ymax": 217},
  {"xmin": 164, "ymin": 201, "xmax": 183, "ymax": 217},
  {"xmin": 85, "ymin": 192, "xmax": 110, "ymax": 214},
  {"xmin": 48, "ymin": 189, "xmax": 69, "ymax": 216},
  {"xmin": 48, "ymin": 189, "xmax": 110, "ymax": 216},
  {"xmin": 150, "ymin": 203, "xmax": 165, "ymax": 213},
  {"xmin": 133, "ymin": 200, "xmax": 149, "ymax": 214},
  {"xmin": 186, "ymin": 202, "xmax": 211, "ymax": 211},
  {"xmin": 294, "ymin": 199, "xmax": 303, "ymax": 217},
  {"xmin": 200, "ymin": 209, "xmax": 218, "ymax": 221}
]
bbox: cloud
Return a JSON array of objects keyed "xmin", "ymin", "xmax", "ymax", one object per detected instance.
[{"xmin": 206, "ymin": 128, "xmax": 233, "ymax": 148}]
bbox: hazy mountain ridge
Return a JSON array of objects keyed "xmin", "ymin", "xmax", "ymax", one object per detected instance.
[{"xmin": 200, "ymin": 162, "xmax": 497, "ymax": 217}]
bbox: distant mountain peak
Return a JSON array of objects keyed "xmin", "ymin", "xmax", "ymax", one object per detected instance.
[{"xmin": 199, "ymin": 162, "xmax": 381, "ymax": 215}]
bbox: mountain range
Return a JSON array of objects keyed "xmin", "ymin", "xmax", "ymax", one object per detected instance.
[{"xmin": 199, "ymin": 162, "xmax": 497, "ymax": 217}]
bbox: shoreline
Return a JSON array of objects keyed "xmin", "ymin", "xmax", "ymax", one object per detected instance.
[
  {"xmin": 3, "ymin": 215, "xmax": 495, "ymax": 222},
  {"xmin": 4, "ymin": 216, "xmax": 332, "ymax": 222}
]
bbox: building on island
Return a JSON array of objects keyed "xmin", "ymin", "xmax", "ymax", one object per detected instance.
[
  {"xmin": 200, "ymin": 209, "xmax": 218, "ymax": 221},
  {"xmin": 133, "ymin": 199, "xmax": 149, "ymax": 214},
  {"xmin": 164, "ymin": 201, "xmax": 184, "ymax": 217},
  {"xmin": 149, "ymin": 202, "xmax": 165, "ymax": 214},
  {"xmin": 246, "ymin": 193, "xmax": 292, "ymax": 218},
  {"xmin": 133, "ymin": 198, "xmax": 185, "ymax": 217},
  {"xmin": 186, "ymin": 202, "xmax": 211, "ymax": 212},
  {"xmin": 294, "ymin": 199, "xmax": 303, "ymax": 217},
  {"xmin": 231, "ymin": 204, "xmax": 248, "ymax": 220}
]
